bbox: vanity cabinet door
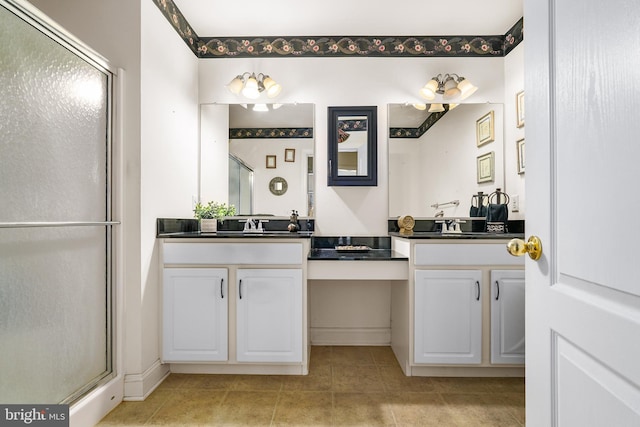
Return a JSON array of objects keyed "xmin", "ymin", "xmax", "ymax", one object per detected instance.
[
  {"xmin": 236, "ymin": 269, "xmax": 303, "ymax": 363},
  {"xmin": 162, "ymin": 268, "xmax": 228, "ymax": 362},
  {"xmin": 490, "ymin": 270, "xmax": 525, "ymax": 364},
  {"xmin": 414, "ymin": 270, "xmax": 482, "ymax": 364}
]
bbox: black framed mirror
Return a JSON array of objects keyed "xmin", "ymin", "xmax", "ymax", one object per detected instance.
[{"xmin": 327, "ymin": 106, "xmax": 377, "ymax": 186}]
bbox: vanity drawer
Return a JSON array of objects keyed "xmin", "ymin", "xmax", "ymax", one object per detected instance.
[
  {"xmin": 414, "ymin": 243, "xmax": 524, "ymax": 266},
  {"xmin": 163, "ymin": 242, "xmax": 304, "ymax": 265}
]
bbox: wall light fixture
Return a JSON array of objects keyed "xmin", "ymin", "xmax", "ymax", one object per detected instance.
[
  {"xmin": 419, "ymin": 73, "xmax": 477, "ymax": 101},
  {"xmin": 226, "ymin": 72, "xmax": 282, "ymax": 99}
]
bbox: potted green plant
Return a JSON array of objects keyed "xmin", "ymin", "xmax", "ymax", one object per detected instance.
[{"xmin": 193, "ymin": 201, "xmax": 236, "ymax": 232}]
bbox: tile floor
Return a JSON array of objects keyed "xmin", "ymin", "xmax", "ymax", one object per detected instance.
[{"xmin": 98, "ymin": 346, "xmax": 525, "ymax": 426}]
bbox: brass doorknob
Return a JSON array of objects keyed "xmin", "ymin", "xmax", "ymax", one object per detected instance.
[{"xmin": 507, "ymin": 236, "xmax": 542, "ymax": 260}]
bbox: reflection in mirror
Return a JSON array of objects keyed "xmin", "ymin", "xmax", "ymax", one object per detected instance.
[
  {"xmin": 200, "ymin": 103, "xmax": 314, "ymax": 217},
  {"xmin": 328, "ymin": 106, "xmax": 377, "ymax": 186},
  {"xmin": 337, "ymin": 115, "xmax": 368, "ymax": 176},
  {"xmin": 229, "ymin": 154, "xmax": 253, "ymax": 214},
  {"xmin": 388, "ymin": 103, "xmax": 504, "ymax": 218}
]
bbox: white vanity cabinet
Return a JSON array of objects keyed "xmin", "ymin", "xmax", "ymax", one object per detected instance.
[
  {"xmin": 162, "ymin": 268, "xmax": 228, "ymax": 362},
  {"xmin": 391, "ymin": 238, "xmax": 525, "ymax": 376},
  {"xmin": 236, "ymin": 269, "xmax": 303, "ymax": 363},
  {"xmin": 161, "ymin": 239, "xmax": 308, "ymax": 374},
  {"xmin": 414, "ymin": 270, "xmax": 482, "ymax": 364},
  {"xmin": 490, "ymin": 269, "xmax": 525, "ymax": 364}
]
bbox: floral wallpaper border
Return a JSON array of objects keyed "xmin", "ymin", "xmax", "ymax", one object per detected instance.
[
  {"xmin": 338, "ymin": 119, "xmax": 368, "ymax": 132},
  {"xmin": 152, "ymin": 0, "xmax": 523, "ymax": 59},
  {"xmin": 389, "ymin": 108, "xmax": 449, "ymax": 139},
  {"xmin": 504, "ymin": 18, "xmax": 524, "ymax": 56},
  {"xmin": 229, "ymin": 128, "xmax": 313, "ymax": 139}
]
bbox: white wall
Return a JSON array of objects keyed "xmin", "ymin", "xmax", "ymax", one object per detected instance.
[
  {"xmin": 199, "ymin": 57, "xmax": 507, "ymax": 235},
  {"xmin": 504, "ymin": 43, "xmax": 526, "ymax": 220},
  {"xmin": 201, "ymin": 104, "xmax": 230, "ymax": 203},
  {"xmin": 140, "ymin": 0, "xmax": 199, "ymax": 388}
]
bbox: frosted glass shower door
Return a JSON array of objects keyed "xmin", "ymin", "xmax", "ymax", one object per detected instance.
[{"xmin": 0, "ymin": 1, "xmax": 116, "ymax": 404}]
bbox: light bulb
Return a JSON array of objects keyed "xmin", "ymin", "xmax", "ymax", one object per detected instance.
[
  {"xmin": 241, "ymin": 74, "xmax": 260, "ymax": 99},
  {"xmin": 419, "ymin": 79, "xmax": 438, "ymax": 100},
  {"xmin": 226, "ymin": 75, "xmax": 244, "ymax": 94},
  {"xmin": 458, "ymin": 78, "xmax": 478, "ymax": 100},
  {"xmin": 442, "ymin": 77, "xmax": 461, "ymax": 100},
  {"xmin": 262, "ymin": 76, "xmax": 282, "ymax": 98}
]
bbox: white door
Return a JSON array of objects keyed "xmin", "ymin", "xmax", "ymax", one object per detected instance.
[
  {"xmin": 162, "ymin": 268, "xmax": 228, "ymax": 362},
  {"xmin": 525, "ymin": 0, "xmax": 640, "ymax": 425},
  {"xmin": 236, "ymin": 269, "xmax": 303, "ymax": 363},
  {"xmin": 414, "ymin": 270, "xmax": 482, "ymax": 364}
]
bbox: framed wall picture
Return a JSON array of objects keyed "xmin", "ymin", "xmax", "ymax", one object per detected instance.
[
  {"xmin": 517, "ymin": 138, "xmax": 525, "ymax": 174},
  {"xmin": 516, "ymin": 90, "xmax": 525, "ymax": 128},
  {"xmin": 285, "ymin": 148, "xmax": 295, "ymax": 162},
  {"xmin": 477, "ymin": 151, "xmax": 495, "ymax": 183},
  {"xmin": 476, "ymin": 110, "xmax": 495, "ymax": 147},
  {"xmin": 266, "ymin": 155, "xmax": 276, "ymax": 169}
]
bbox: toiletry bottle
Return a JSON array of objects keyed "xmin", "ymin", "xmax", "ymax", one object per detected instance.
[{"xmin": 288, "ymin": 210, "xmax": 299, "ymax": 232}]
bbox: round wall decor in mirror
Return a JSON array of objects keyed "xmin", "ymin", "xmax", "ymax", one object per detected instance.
[{"xmin": 269, "ymin": 177, "xmax": 288, "ymax": 195}]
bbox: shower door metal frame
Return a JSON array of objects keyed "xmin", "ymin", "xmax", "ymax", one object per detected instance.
[{"xmin": 1, "ymin": 0, "xmax": 120, "ymax": 405}]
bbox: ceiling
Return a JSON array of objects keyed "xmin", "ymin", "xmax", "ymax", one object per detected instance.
[{"xmin": 172, "ymin": 0, "xmax": 523, "ymax": 38}]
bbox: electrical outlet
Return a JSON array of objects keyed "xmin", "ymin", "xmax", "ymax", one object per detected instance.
[{"xmin": 511, "ymin": 195, "xmax": 519, "ymax": 212}]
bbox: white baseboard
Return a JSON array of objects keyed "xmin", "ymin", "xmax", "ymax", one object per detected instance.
[
  {"xmin": 123, "ymin": 359, "xmax": 170, "ymax": 401},
  {"xmin": 310, "ymin": 327, "xmax": 391, "ymax": 346},
  {"xmin": 169, "ymin": 363, "xmax": 307, "ymax": 375},
  {"xmin": 70, "ymin": 375, "xmax": 123, "ymax": 427},
  {"xmin": 410, "ymin": 365, "xmax": 525, "ymax": 377}
]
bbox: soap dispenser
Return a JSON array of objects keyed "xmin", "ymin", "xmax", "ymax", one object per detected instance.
[{"xmin": 288, "ymin": 210, "xmax": 299, "ymax": 232}]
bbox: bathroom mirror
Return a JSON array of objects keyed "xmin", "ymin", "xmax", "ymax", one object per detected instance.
[
  {"xmin": 327, "ymin": 106, "xmax": 377, "ymax": 186},
  {"xmin": 388, "ymin": 103, "xmax": 505, "ymax": 217},
  {"xmin": 200, "ymin": 103, "xmax": 315, "ymax": 216}
]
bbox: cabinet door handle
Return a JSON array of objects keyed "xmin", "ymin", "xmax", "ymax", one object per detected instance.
[
  {"xmin": 328, "ymin": 159, "xmax": 332, "ymax": 176},
  {"xmin": 475, "ymin": 281, "xmax": 480, "ymax": 301},
  {"xmin": 239, "ymin": 279, "xmax": 242, "ymax": 299},
  {"xmin": 220, "ymin": 278, "xmax": 224, "ymax": 299},
  {"xmin": 495, "ymin": 281, "xmax": 500, "ymax": 301}
]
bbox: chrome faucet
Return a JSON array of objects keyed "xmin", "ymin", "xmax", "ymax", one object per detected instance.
[
  {"xmin": 243, "ymin": 218, "xmax": 256, "ymax": 232},
  {"xmin": 243, "ymin": 218, "xmax": 266, "ymax": 233},
  {"xmin": 434, "ymin": 210, "xmax": 444, "ymax": 218}
]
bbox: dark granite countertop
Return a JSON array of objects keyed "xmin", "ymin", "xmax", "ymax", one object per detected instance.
[
  {"xmin": 157, "ymin": 231, "xmax": 313, "ymax": 239},
  {"xmin": 308, "ymin": 236, "xmax": 408, "ymax": 261},
  {"xmin": 308, "ymin": 248, "xmax": 408, "ymax": 261},
  {"xmin": 156, "ymin": 218, "xmax": 314, "ymax": 238},
  {"xmin": 388, "ymin": 231, "xmax": 524, "ymax": 240}
]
